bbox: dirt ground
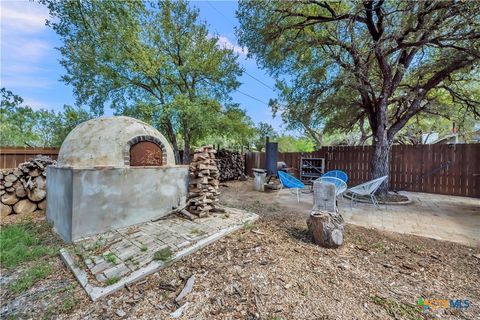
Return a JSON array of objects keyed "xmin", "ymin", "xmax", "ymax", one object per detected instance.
[{"xmin": 1, "ymin": 180, "xmax": 479, "ymax": 320}]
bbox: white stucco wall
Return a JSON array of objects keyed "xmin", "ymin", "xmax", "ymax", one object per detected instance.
[{"xmin": 47, "ymin": 166, "xmax": 189, "ymax": 243}]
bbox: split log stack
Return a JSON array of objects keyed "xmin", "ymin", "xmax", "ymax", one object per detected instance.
[
  {"xmin": 0, "ymin": 156, "xmax": 55, "ymax": 216},
  {"xmin": 186, "ymin": 146, "xmax": 221, "ymax": 217},
  {"xmin": 216, "ymin": 149, "xmax": 246, "ymax": 181}
]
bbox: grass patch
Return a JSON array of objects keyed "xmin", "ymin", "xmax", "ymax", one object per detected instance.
[
  {"xmin": 103, "ymin": 252, "xmax": 116, "ymax": 264},
  {"xmin": 41, "ymin": 283, "xmax": 78, "ymax": 319},
  {"xmin": 243, "ymin": 222, "xmax": 255, "ymax": 230},
  {"xmin": 369, "ymin": 241, "xmax": 392, "ymax": 254},
  {"xmin": 0, "ymin": 221, "xmax": 58, "ymax": 269},
  {"xmin": 58, "ymin": 296, "xmax": 77, "ymax": 313},
  {"xmin": 370, "ymin": 295, "xmax": 422, "ymax": 320},
  {"xmin": 9, "ymin": 263, "xmax": 52, "ymax": 294},
  {"xmin": 153, "ymin": 247, "xmax": 173, "ymax": 261},
  {"xmin": 190, "ymin": 228, "xmax": 207, "ymax": 236},
  {"xmin": 141, "ymin": 245, "xmax": 148, "ymax": 252},
  {"xmin": 105, "ymin": 276, "xmax": 120, "ymax": 285}
]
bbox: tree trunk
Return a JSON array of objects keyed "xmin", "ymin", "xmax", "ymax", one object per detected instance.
[
  {"xmin": 182, "ymin": 134, "xmax": 191, "ymax": 164},
  {"xmin": 304, "ymin": 126, "xmax": 323, "ymax": 149},
  {"xmin": 369, "ymin": 101, "xmax": 390, "ymax": 195},
  {"xmin": 161, "ymin": 120, "xmax": 181, "ymax": 164},
  {"xmin": 371, "ymin": 140, "xmax": 390, "ymax": 193},
  {"xmin": 370, "ymin": 128, "xmax": 390, "ymax": 195}
]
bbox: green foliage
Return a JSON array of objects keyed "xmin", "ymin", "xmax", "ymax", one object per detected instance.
[
  {"xmin": 199, "ymin": 104, "xmax": 256, "ymax": 150},
  {"xmin": 103, "ymin": 252, "xmax": 116, "ymax": 264},
  {"xmin": 57, "ymin": 295, "xmax": 77, "ymax": 313},
  {"xmin": 153, "ymin": 247, "xmax": 173, "ymax": 261},
  {"xmin": 237, "ymin": 1, "xmax": 480, "ymax": 148},
  {"xmin": 0, "ymin": 88, "xmax": 93, "ymax": 147},
  {"xmin": 43, "ymin": 0, "xmax": 243, "ymax": 162},
  {"xmin": 8, "ymin": 263, "xmax": 52, "ymax": 294},
  {"xmin": 276, "ymin": 135, "xmax": 315, "ymax": 152},
  {"xmin": 253, "ymin": 122, "xmax": 277, "ymax": 151},
  {"xmin": 51, "ymin": 105, "xmax": 93, "ymax": 146},
  {"xmin": 1, "ymin": 88, "xmax": 42, "ymax": 147},
  {"xmin": 105, "ymin": 276, "xmax": 120, "ymax": 285},
  {"xmin": 0, "ymin": 221, "xmax": 59, "ymax": 269}
]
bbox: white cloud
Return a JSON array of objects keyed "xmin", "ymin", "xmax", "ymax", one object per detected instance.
[
  {"xmin": 1, "ymin": 1, "xmax": 48, "ymax": 34},
  {"xmin": 1, "ymin": 74, "xmax": 56, "ymax": 89},
  {"xmin": 216, "ymin": 35, "xmax": 248, "ymax": 56},
  {"xmin": 1, "ymin": 1, "xmax": 56, "ymax": 92},
  {"xmin": 3, "ymin": 38, "xmax": 51, "ymax": 61},
  {"xmin": 1, "ymin": 64, "xmax": 48, "ymax": 74},
  {"xmin": 22, "ymin": 97, "xmax": 51, "ymax": 110}
]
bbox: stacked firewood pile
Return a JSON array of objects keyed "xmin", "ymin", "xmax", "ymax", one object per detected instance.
[
  {"xmin": 186, "ymin": 146, "xmax": 222, "ymax": 217},
  {"xmin": 217, "ymin": 149, "xmax": 245, "ymax": 181},
  {"xmin": 0, "ymin": 156, "xmax": 55, "ymax": 216}
]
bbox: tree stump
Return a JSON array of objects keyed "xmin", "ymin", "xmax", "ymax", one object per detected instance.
[{"xmin": 307, "ymin": 210, "xmax": 344, "ymax": 248}]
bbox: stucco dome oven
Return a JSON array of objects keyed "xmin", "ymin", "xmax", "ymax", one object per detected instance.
[
  {"xmin": 57, "ymin": 116, "xmax": 175, "ymax": 168},
  {"xmin": 47, "ymin": 116, "xmax": 189, "ymax": 243}
]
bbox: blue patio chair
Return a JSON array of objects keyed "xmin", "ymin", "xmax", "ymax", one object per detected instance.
[
  {"xmin": 277, "ymin": 171, "xmax": 305, "ymax": 202},
  {"xmin": 322, "ymin": 170, "xmax": 348, "ymax": 183}
]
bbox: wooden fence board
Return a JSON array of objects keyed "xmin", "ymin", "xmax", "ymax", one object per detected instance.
[
  {"xmin": 245, "ymin": 144, "xmax": 480, "ymax": 198},
  {"xmin": 0, "ymin": 147, "xmax": 59, "ymax": 169}
]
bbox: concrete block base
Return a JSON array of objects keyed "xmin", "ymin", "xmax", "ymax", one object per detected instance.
[{"xmin": 46, "ymin": 166, "xmax": 189, "ymax": 243}]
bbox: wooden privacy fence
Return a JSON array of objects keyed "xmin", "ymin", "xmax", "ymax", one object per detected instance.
[
  {"xmin": 2, "ymin": 145, "xmax": 479, "ymax": 197},
  {"xmin": 0, "ymin": 147, "xmax": 59, "ymax": 169},
  {"xmin": 245, "ymin": 144, "xmax": 480, "ymax": 198}
]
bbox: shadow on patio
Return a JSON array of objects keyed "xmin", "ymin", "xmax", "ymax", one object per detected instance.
[{"xmin": 276, "ymin": 190, "xmax": 480, "ymax": 247}]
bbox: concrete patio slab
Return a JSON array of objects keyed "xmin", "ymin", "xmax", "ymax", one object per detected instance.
[
  {"xmin": 60, "ymin": 207, "xmax": 258, "ymax": 301},
  {"xmin": 277, "ymin": 191, "xmax": 480, "ymax": 247}
]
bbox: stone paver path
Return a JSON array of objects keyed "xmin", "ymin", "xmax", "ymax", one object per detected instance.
[
  {"xmin": 61, "ymin": 208, "xmax": 258, "ymax": 301},
  {"xmin": 278, "ymin": 191, "xmax": 480, "ymax": 247}
]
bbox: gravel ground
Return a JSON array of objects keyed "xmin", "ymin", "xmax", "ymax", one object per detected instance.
[{"xmin": 1, "ymin": 180, "xmax": 478, "ymax": 319}]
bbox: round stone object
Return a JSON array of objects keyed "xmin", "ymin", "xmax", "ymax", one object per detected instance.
[{"xmin": 57, "ymin": 116, "xmax": 175, "ymax": 167}]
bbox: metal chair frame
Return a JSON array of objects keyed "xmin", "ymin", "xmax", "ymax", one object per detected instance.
[
  {"xmin": 322, "ymin": 170, "xmax": 349, "ymax": 183},
  {"xmin": 347, "ymin": 175, "xmax": 388, "ymax": 209}
]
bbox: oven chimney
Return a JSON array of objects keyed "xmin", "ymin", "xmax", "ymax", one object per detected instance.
[{"xmin": 265, "ymin": 136, "xmax": 278, "ymax": 176}]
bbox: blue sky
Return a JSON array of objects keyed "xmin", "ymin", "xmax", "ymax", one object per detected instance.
[{"xmin": 0, "ymin": 0, "xmax": 285, "ymax": 130}]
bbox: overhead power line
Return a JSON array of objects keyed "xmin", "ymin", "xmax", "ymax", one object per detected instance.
[
  {"xmin": 235, "ymin": 89, "xmax": 269, "ymax": 105},
  {"xmin": 206, "ymin": 1, "xmax": 232, "ymax": 24},
  {"xmin": 243, "ymin": 70, "xmax": 275, "ymax": 90},
  {"xmin": 206, "ymin": 1, "xmax": 275, "ymax": 91},
  {"xmin": 205, "ymin": 1, "xmax": 274, "ymax": 106}
]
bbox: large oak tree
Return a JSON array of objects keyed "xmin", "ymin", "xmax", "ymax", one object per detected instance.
[
  {"xmin": 237, "ymin": 0, "xmax": 480, "ymax": 192},
  {"xmin": 43, "ymin": 0, "xmax": 243, "ymax": 163}
]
